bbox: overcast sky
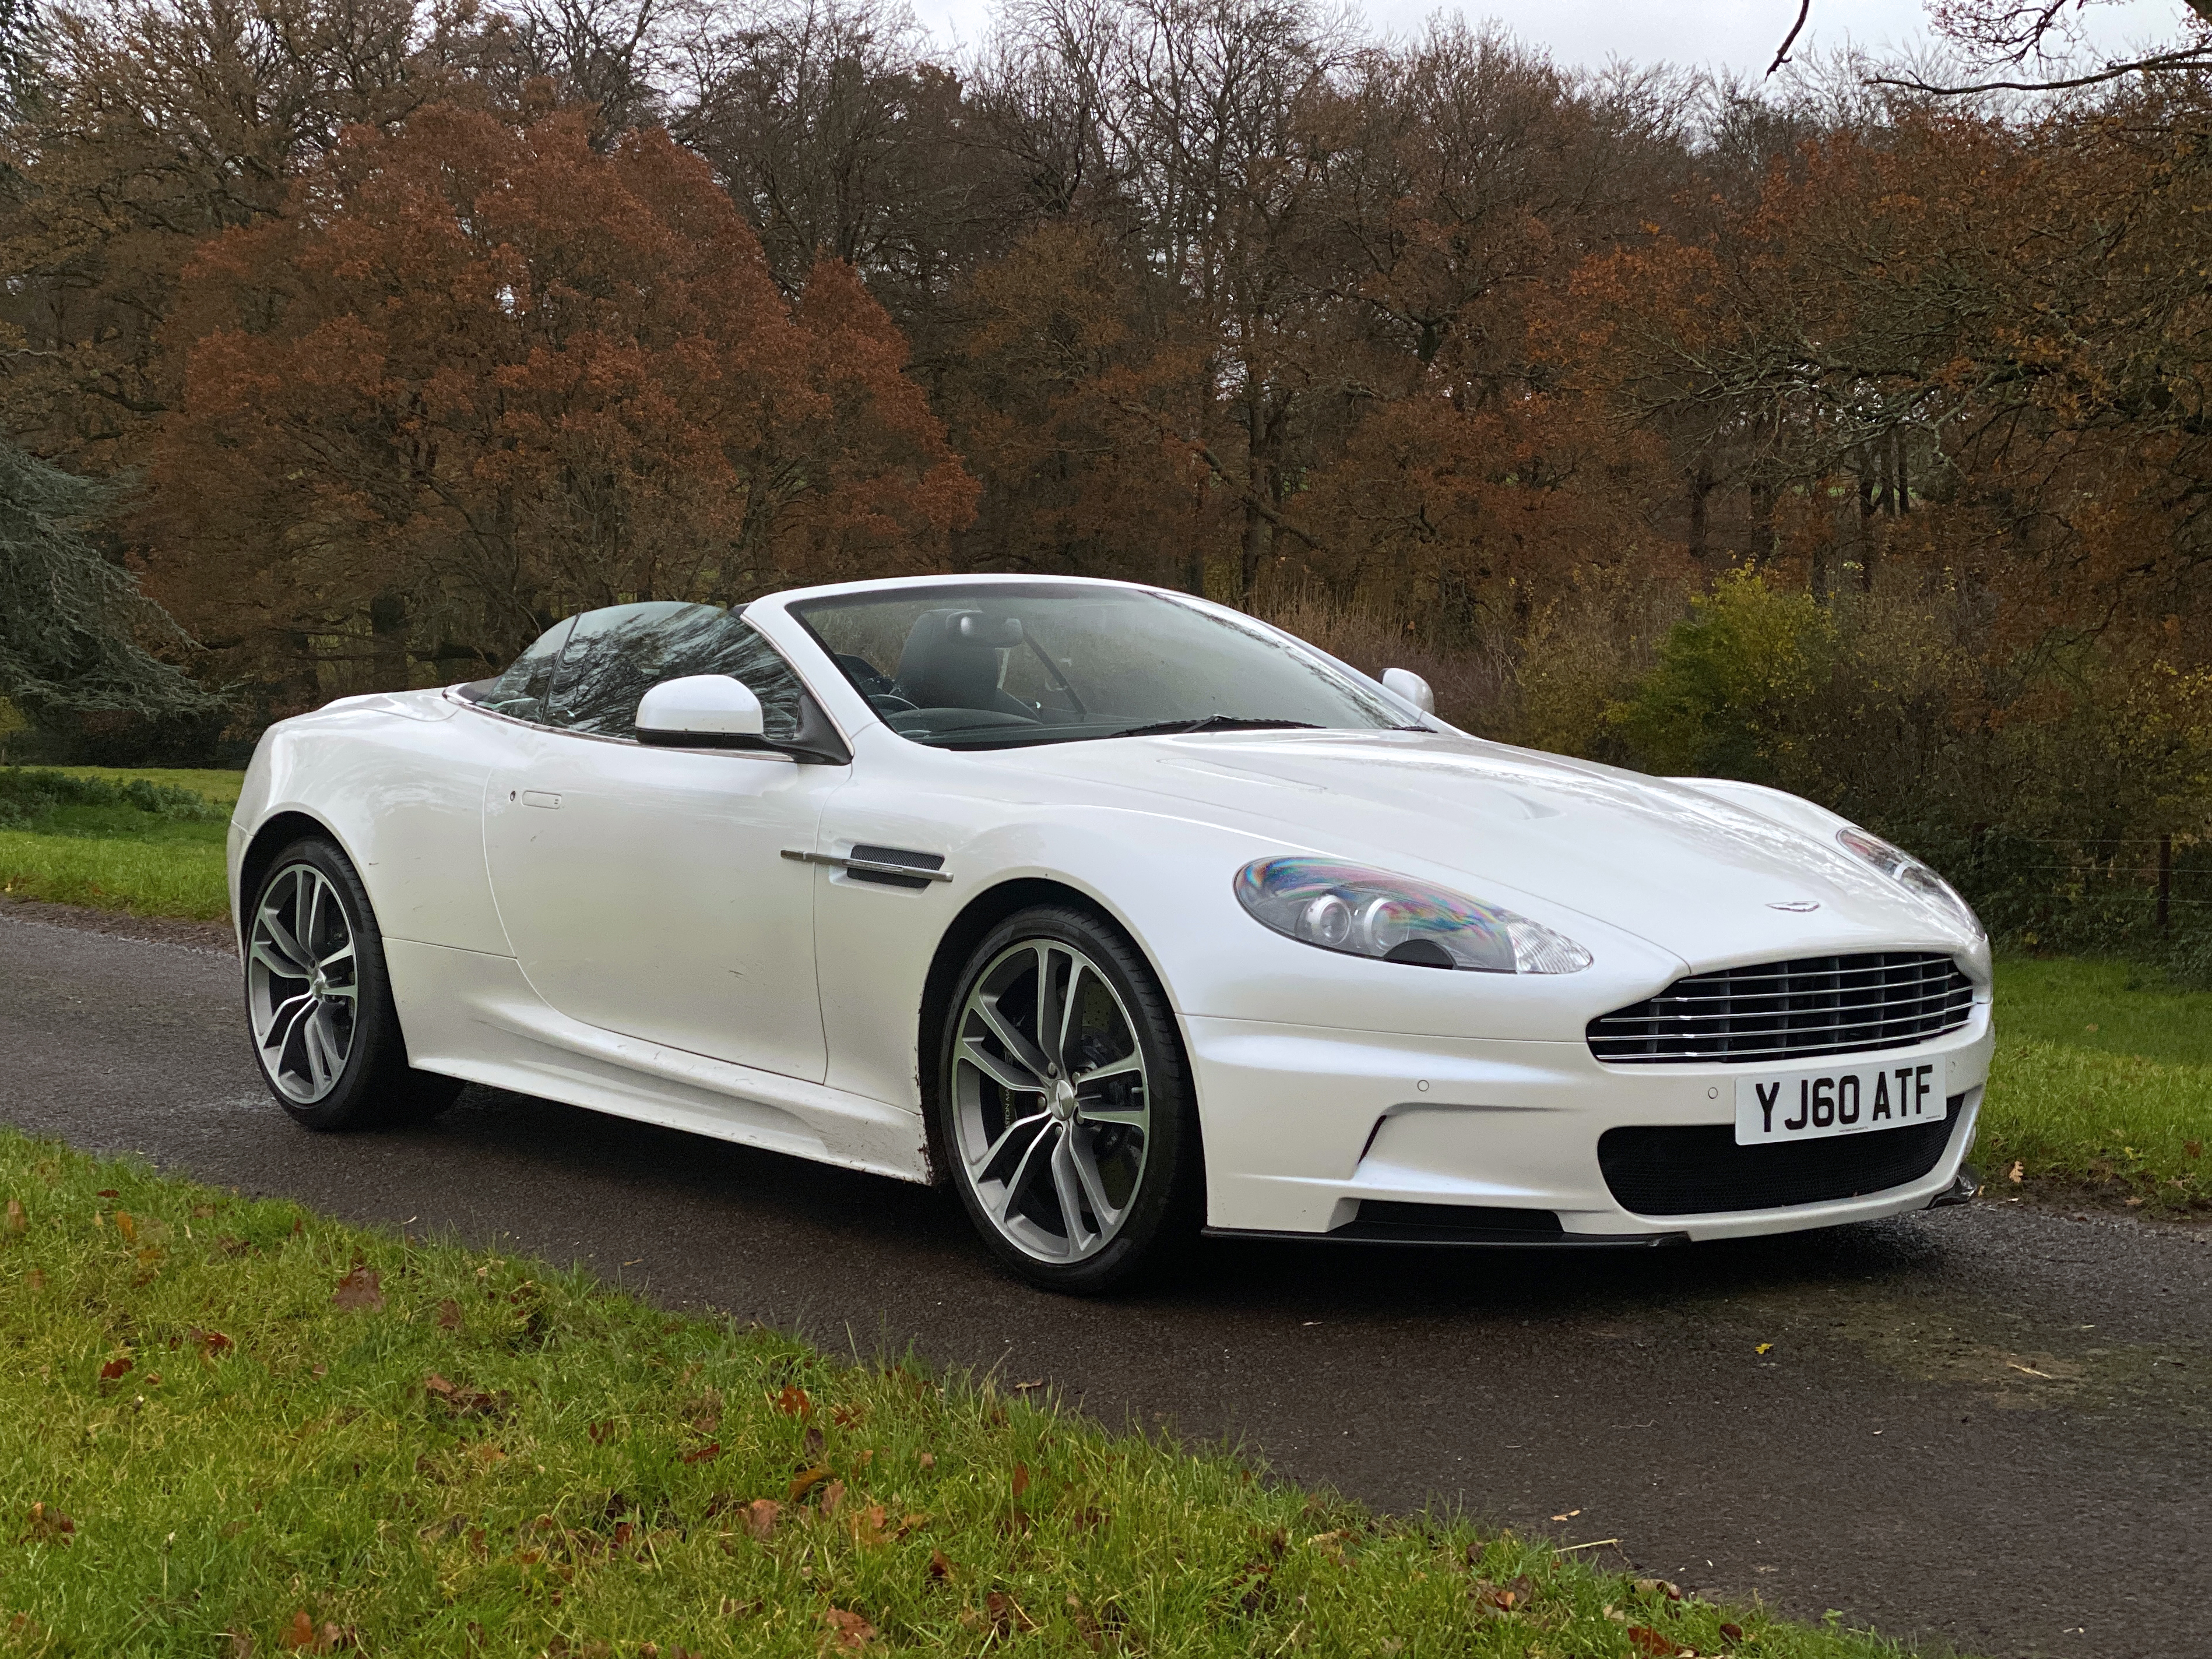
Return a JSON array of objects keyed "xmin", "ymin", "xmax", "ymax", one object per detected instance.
[{"xmin": 903, "ymin": 0, "xmax": 2188, "ymax": 78}]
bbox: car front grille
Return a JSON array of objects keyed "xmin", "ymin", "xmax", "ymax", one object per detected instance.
[
  {"xmin": 1587, "ymin": 952, "xmax": 1976, "ymax": 1065},
  {"xmin": 1598, "ymin": 1094, "xmax": 1965, "ymax": 1216}
]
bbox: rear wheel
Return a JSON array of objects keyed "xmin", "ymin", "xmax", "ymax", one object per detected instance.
[
  {"xmin": 244, "ymin": 837, "xmax": 463, "ymax": 1129},
  {"xmin": 933, "ymin": 906, "xmax": 1201, "ymax": 1293}
]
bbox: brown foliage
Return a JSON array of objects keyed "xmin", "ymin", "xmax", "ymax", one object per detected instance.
[{"xmin": 147, "ymin": 104, "xmax": 972, "ymax": 700}]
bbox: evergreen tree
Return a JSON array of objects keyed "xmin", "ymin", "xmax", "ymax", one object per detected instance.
[{"xmin": 0, "ymin": 441, "xmax": 220, "ymax": 723}]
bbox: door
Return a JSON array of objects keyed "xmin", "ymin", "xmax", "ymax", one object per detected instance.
[{"xmin": 482, "ymin": 603, "xmax": 846, "ymax": 1082}]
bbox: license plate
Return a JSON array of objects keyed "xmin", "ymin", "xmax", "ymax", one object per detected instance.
[{"xmin": 1735, "ymin": 1060, "xmax": 1943, "ymax": 1146}]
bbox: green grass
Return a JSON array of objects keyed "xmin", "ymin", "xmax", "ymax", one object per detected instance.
[
  {"xmin": 0, "ymin": 766, "xmax": 235, "ymax": 921},
  {"xmin": 1975, "ymin": 956, "xmax": 2211, "ymax": 1214},
  {"xmin": 0, "ymin": 1131, "xmax": 1951, "ymax": 1659}
]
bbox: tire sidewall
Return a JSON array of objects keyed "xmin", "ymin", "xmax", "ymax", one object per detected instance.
[
  {"xmin": 931, "ymin": 905, "xmax": 1201, "ymax": 1294},
  {"xmin": 244, "ymin": 836, "xmax": 403, "ymax": 1130}
]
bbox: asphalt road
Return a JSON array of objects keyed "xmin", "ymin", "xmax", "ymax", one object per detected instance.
[{"xmin": 3, "ymin": 908, "xmax": 2206, "ymax": 1659}]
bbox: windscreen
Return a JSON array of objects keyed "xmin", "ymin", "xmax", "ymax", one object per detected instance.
[{"xmin": 790, "ymin": 584, "xmax": 1413, "ymax": 749}]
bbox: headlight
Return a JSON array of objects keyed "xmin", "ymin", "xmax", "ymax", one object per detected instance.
[
  {"xmin": 1234, "ymin": 857, "xmax": 1592, "ymax": 974},
  {"xmin": 1836, "ymin": 827, "xmax": 1982, "ymax": 934}
]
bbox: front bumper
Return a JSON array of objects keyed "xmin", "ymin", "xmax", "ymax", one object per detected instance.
[{"xmin": 1187, "ymin": 1002, "xmax": 1993, "ymax": 1242}]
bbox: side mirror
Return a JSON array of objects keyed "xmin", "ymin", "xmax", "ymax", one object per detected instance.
[
  {"xmin": 1381, "ymin": 667, "xmax": 1435, "ymax": 717},
  {"xmin": 636, "ymin": 674, "xmax": 766, "ymax": 748}
]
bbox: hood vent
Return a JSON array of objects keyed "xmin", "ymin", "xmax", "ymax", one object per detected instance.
[{"xmin": 1588, "ymin": 952, "xmax": 1975, "ymax": 1065}]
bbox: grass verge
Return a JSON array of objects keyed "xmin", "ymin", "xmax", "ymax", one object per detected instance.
[
  {"xmin": 1974, "ymin": 956, "xmax": 2210, "ymax": 1215},
  {"xmin": 0, "ymin": 767, "xmax": 234, "ymax": 921},
  {"xmin": 0, "ymin": 1130, "xmax": 1944, "ymax": 1658}
]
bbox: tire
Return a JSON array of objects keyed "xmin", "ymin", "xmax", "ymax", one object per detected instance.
[
  {"xmin": 931, "ymin": 904, "xmax": 1202, "ymax": 1293},
  {"xmin": 242, "ymin": 836, "xmax": 464, "ymax": 1130}
]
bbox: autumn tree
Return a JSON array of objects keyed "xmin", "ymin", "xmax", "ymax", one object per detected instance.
[{"xmin": 148, "ymin": 104, "xmax": 973, "ymax": 702}]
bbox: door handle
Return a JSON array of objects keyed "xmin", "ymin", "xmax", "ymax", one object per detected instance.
[
  {"xmin": 520, "ymin": 790, "xmax": 562, "ymax": 811},
  {"xmin": 782, "ymin": 846, "xmax": 952, "ymax": 884}
]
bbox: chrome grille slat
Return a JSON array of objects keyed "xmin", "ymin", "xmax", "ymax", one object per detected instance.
[{"xmin": 1588, "ymin": 952, "xmax": 1976, "ymax": 1065}]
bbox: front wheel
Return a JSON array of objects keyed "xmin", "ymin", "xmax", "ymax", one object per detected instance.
[
  {"xmin": 933, "ymin": 906, "xmax": 1201, "ymax": 1293},
  {"xmin": 244, "ymin": 837, "xmax": 463, "ymax": 1129}
]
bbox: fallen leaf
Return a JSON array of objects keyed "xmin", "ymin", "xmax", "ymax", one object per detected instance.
[
  {"xmin": 436, "ymin": 1299, "xmax": 462, "ymax": 1329},
  {"xmin": 984, "ymin": 1591, "xmax": 1037, "ymax": 1633},
  {"xmin": 681, "ymin": 1442, "xmax": 722, "ymax": 1465},
  {"xmin": 331, "ymin": 1267, "xmax": 384, "ymax": 1311},
  {"xmin": 824, "ymin": 1608, "xmax": 876, "ymax": 1649},
  {"xmin": 741, "ymin": 1498, "xmax": 780, "ymax": 1539},
  {"xmin": 99, "ymin": 1357, "xmax": 132, "ymax": 1382},
  {"xmin": 774, "ymin": 1384, "xmax": 811, "ymax": 1417},
  {"xmin": 588, "ymin": 1420, "xmax": 616, "ymax": 1445},
  {"xmin": 4, "ymin": 1198, "xmax": 23, "ymax": 1234},
  {"xmin": 2186, "ymin": 1140, "xmax": 2202, "ymax": 1160},
  {"xmin": 1550, "ymin": 1508, "xmax": 1582, "ymax": 1521},
  {"xmin": 1720, "ymin": 1622, "xmax": 1746, "ymax": 1642},
  {"xmin": 1753, "ymin": 1343, "xmax": 1773, "ymax": 1355},
  {"xmin": 917, "ymin": 1452, "xmax": 936, "ymax": 1469},
  {"xmin": 1011, "ymin": 1378, "xmax": 1045, "ymax": 1392},
  {"xmin": 831, "ymin": 1403, "xmax": 866, "ymax": 1428},
  {"xmin": 96, "ymin": 1189, "xmax": 118, "ymax": 1199},
  {"xmin": 1011, "ymin": 1462, "xmax": 1031, "ymax": 1499},
  {"xmin": 2008, "ymin": 1160, "xmax": 2024, "ymax": 1184},
  {"xmin": 787, "ymin": 1466, "xmax": 831, "ymax": 1502},
  {"xmin": 1628, "ymin": 1626, "xmax": 1680, "ymax": 1657},
  {"xmin": 894, "ymin": 1511, "xmax": 928, "ymax": 1540},
  {"xmin": 279, "ymin": 1610, "xmax": 319, "ymax": 1651},
  {"xmin": 23, "ymin": 1269, "xmax": 43, "ymax": 1291},
  {"xmin": 819, "ymin": 1479, "xmax": 845, "ymax": 1516},
  {"xmin": 115, "ymin": 1211, "xmax": 138, "ymax": 1244},
  {"xmin": 191, "ymin": 1327, "xmax": 234, "ymax": 1358},
  {"xmin": 928, "ymin": 1549, "xmax": 955, "ymax": 1580},
  {"xmin": 422, "ymin": 1373, "xmax": 504, "ymax": 1417},
  {"xmin": 24, "ymin": 1502, "xmax": 75, "ymax": 1542},
  {"xmin": 804, "ymin": 1424, "xmax": 826, "ymax": 1457}
]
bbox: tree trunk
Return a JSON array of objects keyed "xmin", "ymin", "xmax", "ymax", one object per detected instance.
[
  {"xmin": 370, "ymin": 590, "xmax": 410, "ymax": 692},
  {"xmin": 1687, "ymin": 459, "xmax": 1713, "ymax": 561},
  {"xmin": 1857, "ymin": 448, "xmax": 1877, "ymax": 592},
  {"xmin": 1748, "ymin": 478, "xmax": 1776, "ymax": 568}
]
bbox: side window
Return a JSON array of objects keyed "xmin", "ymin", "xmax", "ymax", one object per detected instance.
[
  {"xmin": 458, "ymin": 618, "xmax": 575, "ymax": 721},
  {"xmin": 542, "ymin": 602, "xmax": 808, "ymax": 742}
]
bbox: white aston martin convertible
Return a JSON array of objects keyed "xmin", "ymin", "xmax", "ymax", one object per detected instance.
[{"xmin": 229, "ymin": 575, "xmax": 1993, "ymax": 1290}]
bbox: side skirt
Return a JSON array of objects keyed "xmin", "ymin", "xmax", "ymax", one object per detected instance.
[{"xmin": 384, "ymin": 938, "xmax": 933, "ymax": 1185}]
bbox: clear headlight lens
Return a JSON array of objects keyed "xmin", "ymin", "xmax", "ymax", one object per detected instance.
[
  {"xmin": 1836, "ymin": 827, "xmax": 1983, "ymax": 934},
  {"xmin": 1234, "ymin": 857, "xmax": 1593, "ymax": 974}
]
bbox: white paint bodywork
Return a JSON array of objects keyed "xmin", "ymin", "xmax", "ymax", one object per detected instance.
[{"xmin": 228, "ymin": 575, "xmax": 1995, "ymax": 1241}]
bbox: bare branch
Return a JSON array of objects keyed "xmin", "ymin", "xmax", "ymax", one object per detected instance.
[
  {"xmin": 1766, "ymin": 0, "xmax": 1812, "ymax": 78},
  {"xmin": 1868, "ymin": 42, "xmax": 2212, "ymax": 94}
]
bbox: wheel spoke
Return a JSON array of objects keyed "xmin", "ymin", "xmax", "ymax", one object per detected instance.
[
  {"xmin": 969, "ymin": 1108, "xmax": 1049, "ymax": 1178},
  {"xmin": 973, "ymin": 996, "xmax": 1051, "ymax": 1079},
  {"xmin": 1032, "ymin": 943, "xmax": 1061, "ymax": 1071},
  {"xmin": 250, "ymin": 938, "xmax": 308, "ymax": 982},
  {"xmin": 1067, "ymin": 1130, "xmax": 1123, "ymax": 1228},
  {"xmin": 1049, "ymin": 1130, "xmax": 1095, "ymax": 1255},
  {"xmin": 316, "ymin": 938, "xmax": 356, "ymax": 972},
  {"xmin": 261, "ymin": 992, "xmax": 315, "ymax": 1059},
  {"xmin": 959, "ymin": 1034, "xmax": 1043, "ymax": 1096},
  {"xmin": 994, "ymin": 1121, "xmax": 1056, "ymax": 1225},
  {"xmin": 1073, "ymin": 1100, "xmax": 1147, "ymax": 1129},
  {"xmin": 254, "ymin": 911, "xmax": 314, "ymax": 977},
  {"xmin": 1072, "ymin": 1051, "xmax": 1141, "ymax": 1087},
  {"xmin": 1056, "ymin": 960, "xmax": 1086, "ymax": 1075},
  {"xmin": 302, "ymin": 871, "xmax": 327, "ymax": 960},
  {"xmin": 302, "ymin": 1006, "xmax": 337, "ymax": 1093}
]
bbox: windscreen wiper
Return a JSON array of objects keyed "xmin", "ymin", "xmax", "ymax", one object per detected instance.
[{"xmin": 1100, "ymin": 715, "xmax": 1322, "ymax": 739}]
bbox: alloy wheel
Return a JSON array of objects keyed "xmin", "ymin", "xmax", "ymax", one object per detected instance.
[
  {"xmin": 247, "ymin": 862, "xmax": 360, "ymax": 1104},
  {"xmin": 951, "ymin": 939, "xmax": 1152, "ymax": 1263}
]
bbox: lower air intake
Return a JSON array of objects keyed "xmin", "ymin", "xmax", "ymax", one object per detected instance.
[{"xmin": 1598, "ymin": 1094, "xmax": 1964, "ymax": 1216}]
